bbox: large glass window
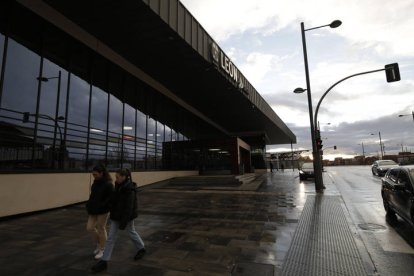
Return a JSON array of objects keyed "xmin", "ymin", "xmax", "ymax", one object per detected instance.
[
  {"xmin": 147, "ymin": 116, "xmax": 156, "ymax": 169},
  {"xmin": 0, "ymin": 38, "xmax": 40, "ymax": 170},
  {"xmin": 0, "ymin": 33, "xmax": 4, "ymax": 77},
  {"xmin": 37, "ymin": 58, "xmax": 69, "ymax": 169},
  {"xmin": 123, "ymin": 103, "xmax": 135, "ymax": 170},
  {"xmin": 165, "ymin": 126, "xmax": 172, "ymax": 142},
  {"xmin": 65, "ymin": 73, "xmax": 90, "ymax": 171},
  {"xmin": 1, "ymin": 38, "xmax": 40, "ymax": 114},
  {"xmin": 156, "ymin": 121, "xmax": 164, "ymax": 169},
  {"xmin": 88, "ymin": 86, "xmax": 108, "ymax": 164},
  {"xmin": 107, "ymin": 94, "xmax": 123, "ymax": 169},
  {"xmin": 135, "ymin": 109, "xmax": 146, "ymax": 169},
  {"xmin": 107, "ymin": 65, "xmax": 123, "ymax": 170}
]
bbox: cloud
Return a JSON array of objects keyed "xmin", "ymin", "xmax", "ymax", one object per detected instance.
[
  {"xmin": 268, "ymin": 108, "xmax": 414, "ymax": 160},
  {"xmin": 181, "ymin": 0, "xmax": 414, "ymax": 57},
  {"xmin": 238, "ymin": 52, "xmax": 284, "ymax": 84}
]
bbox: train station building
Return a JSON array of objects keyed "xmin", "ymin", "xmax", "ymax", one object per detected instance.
[{"xmin": 0, "ymin": 0, "xmax": 295, "ymax": 217}]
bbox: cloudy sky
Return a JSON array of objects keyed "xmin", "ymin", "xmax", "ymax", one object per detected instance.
[{"xmin": 180, "ymin": 0, "xmax": 414, "ymax": 160}]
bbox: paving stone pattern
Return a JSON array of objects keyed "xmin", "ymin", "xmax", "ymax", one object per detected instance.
[{"xmin": 0, "ymin": 172, "xmax": 313, "ymax": 275}]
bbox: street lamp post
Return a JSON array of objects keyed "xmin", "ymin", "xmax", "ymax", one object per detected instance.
[
  {"xmin": 370, "ymin": 132, "xmax": 384, "ymax": 159},
  {"xmin": 297, "ymin": 20, "xmax": 342, "ymax": 192},
  {"xmin": 358, "ymin": 142, "xmax": 365, "ymax": 164},
  {"xmin": 379, "ymin": 131, "xmax": 384, "ymax": 158}
]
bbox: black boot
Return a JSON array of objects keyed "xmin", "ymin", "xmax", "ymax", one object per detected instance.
[
  {"xmin": 91, "ymin": 260, "xmax": 107, "ymax": 273},
  {"xmin": 134, "ymin": 248, "xmax": 146, "ymax": 260}
]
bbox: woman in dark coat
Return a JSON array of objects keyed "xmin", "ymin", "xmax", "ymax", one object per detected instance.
[
  {"xmin": 86, "ymin": 165, "xmax": 114, "ymax": 259},
  {"xmin": 92, "ymin": 168, "xmax": 145, "ymax": 273}
]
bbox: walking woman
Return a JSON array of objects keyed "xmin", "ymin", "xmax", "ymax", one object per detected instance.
[
  {"xmin": 92, "ymin": 169, "xmax": 145, "ymax": 273},
  {"xmin": 86, "ymin": 165, "xmax": 114, "ymax": 259}
]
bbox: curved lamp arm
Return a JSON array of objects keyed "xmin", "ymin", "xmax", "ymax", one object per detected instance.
[{"xmin": 314, "ymin": 68, "xmax": 385, "ymax": 129}]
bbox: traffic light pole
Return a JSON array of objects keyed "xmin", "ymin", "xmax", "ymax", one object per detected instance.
[{"xmin": 314, "ymin": 66, "xmax": 399, "ymax": 128}]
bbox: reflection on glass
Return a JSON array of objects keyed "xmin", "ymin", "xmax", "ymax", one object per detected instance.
[
  {"xmin": 165, "ymin": 126, "xmax": 172, "ymax": 142},
  {"xmin": 0, "ymin": 31, "xmax": 192, "ymax": 173},
  {"xmin": 146, "ymin": 117, "xmax": 156, "ymax": 169},
  {"xmin": 0, "ymin": 33, "xmax": 4, "ymax": 76},
  {"xmin": 123, "ymin": 103, "xmax": 135, "ymax": 169},
  {"xmin": 1, "ymin": 38, "xmax": 40, "ymax": 114},
  {"xmin": 66, "ymin": 73, "xmax": 90, "ymax": 169},
  {"xmin": 88, "ymin": 86, "xmax": 108, "ymax": 163},
  {"xmin": 0, "ymin": 38, "xmax": 40, "ymax": 170},
  {"xmin": 37, "ymin": 58, "xmax": 68, "ymax": 169},
  {"xmin": 107, "ymin": 94, "xmax": 123, "ymax": 169}
]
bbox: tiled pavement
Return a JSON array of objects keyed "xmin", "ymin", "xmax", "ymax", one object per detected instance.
[{"xmin": 0, "ymin": 171, "xmax": 316, "ymax": 276}]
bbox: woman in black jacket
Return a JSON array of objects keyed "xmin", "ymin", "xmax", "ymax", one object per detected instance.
[
  {"xmin": 92, "ymin": 168, "xmax": 145, "ymax": 273},
  {"xmin": 86, "ymin": 165, "xmax": 114, "ymax": 260}
]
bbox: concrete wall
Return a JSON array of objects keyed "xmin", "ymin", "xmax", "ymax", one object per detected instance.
[{"xmin": 0, "ymin": 170, "xmax": 197, "ymax": 217}]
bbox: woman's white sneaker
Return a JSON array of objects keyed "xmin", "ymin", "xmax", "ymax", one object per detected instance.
[
  {"xmin": 93, "ymin": 245, "xmax": 100, "ymax": 255},
  {"xmin": 94, "ymin": 249, "xmax": 104, "ymax": 260}
]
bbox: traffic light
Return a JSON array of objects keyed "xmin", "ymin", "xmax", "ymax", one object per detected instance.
[
  {"xmin": 316, "ymin": 138, "xmax": 323, "ymax": 150},
  {"xmin": 22, "ymin": 112, "xmax": 30, "ymax": 123},
  {"xmin": 385, "ymin": 63, "xmax": 400, "ymax": 83}
]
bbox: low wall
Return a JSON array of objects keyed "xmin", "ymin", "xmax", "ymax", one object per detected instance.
[{"xmin": 0, "ymin": 170, "xmax": 197, "ymax": 217}]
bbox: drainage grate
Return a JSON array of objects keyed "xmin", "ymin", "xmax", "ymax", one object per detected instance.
[{"xmin": 281, "ymin": 195, "xmax": 367, "ymax": 276}]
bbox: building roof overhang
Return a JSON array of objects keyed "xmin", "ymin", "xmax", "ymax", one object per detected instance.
[{"xmin": 38, "ymin": 0, "xmax": 296, "ymax": 144}]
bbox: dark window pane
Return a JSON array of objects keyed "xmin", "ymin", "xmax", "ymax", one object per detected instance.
[
  {"xmin": 0, "ymin": 33, "xmax": 4, "ymax": 75},
  {"xmin": 123, "ymin": 103, "xmax": 135, "ymax": 169},
  {"xmin": 147, "ymin": 117, "xmax": 156, "ymax": 169},
  {"xmin": 157, "ymin": 121, "xmax": 164, "ymax": 142},
  {"xmin": 88, "ymin": 86, "xmax": 108, "ymax": 163},
  {"xmin": 107, "ymin": 94, "xmax": 123, "ymax": 169},
  {"xmin": 37, "ymin": 58, "xmax": 68, "ymax": 170},
  {"xmin": 0, "ymin": 38, "xmax": 40, "ymax": 171},
  {"xmin": 147, "ymin": 117, "xmax": 156, "ymax": 141},
  {"xmin": 65, "ymin": 73, "xmax": 90, "ymax": 170},
  {"xmin": 156, "ymin": 122, "xmax": 164, "ymax": 169},
  {"xmin": 135, "ymin": 110, "xmax": 146, "ymax": 170},
  {"xmin": 1, "ymin": 38, "xmax": 40, "ymax": 114},
  {"xmin": 165, "ymin": 126, "xmax": 172, "ymax": 142},
  {"xmin": 136, "ymin": 109, "xmax": 146, "ymax": 139}
]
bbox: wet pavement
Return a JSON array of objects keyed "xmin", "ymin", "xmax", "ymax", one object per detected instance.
[
  {"xmin": 0, "ymin": 167, "xmax": 412, "ymax": 275},
  {"xmin": 0, "ymin": 170, "xmax": 313, "ymax": 276},
  {"xmin": 326, "ymin": 166, "xmax": 414, "ymax": 276}
]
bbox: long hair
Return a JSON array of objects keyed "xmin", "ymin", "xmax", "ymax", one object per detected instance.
[
  {"xmin": 92, "ymin": 164, "xmax": 112, "ymax": 182},
  {"xmin": 116, "ymin": 168, "xmax": 132, "ymax": 183}
]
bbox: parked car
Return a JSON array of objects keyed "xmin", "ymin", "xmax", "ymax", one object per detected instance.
[
  {"xmin": 372, "ymin": 160, "xmax": 398, "ymax": 176},
  {"xmin": 299, "ymin": 162, "xmax": 314, "ymax": 180},
  {"xmin": 381, "ymin": 166, "xmax": 414, "ymax": 227}
]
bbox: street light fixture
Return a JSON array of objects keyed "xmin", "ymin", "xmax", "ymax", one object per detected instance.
[
  {"xmin": 296, "ymin": 20, "xmax": 342, "ymax": 192},
  {"xmin": 398, "ymin": 111, "xmax": 414, "ymax": 121},
  {"xmin": 293, "ymin": 87, "xmax": 306, "ymax": 94}
]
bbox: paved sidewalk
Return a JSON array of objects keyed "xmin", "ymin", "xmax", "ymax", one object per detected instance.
[{"xmin": 0, "ymin": 171, "xmax": 374, "ymax": 275}]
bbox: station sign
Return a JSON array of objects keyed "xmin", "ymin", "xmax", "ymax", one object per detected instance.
[{"xmin": 211, "ymin": 42, "xmax": 247, "ymax": 94}]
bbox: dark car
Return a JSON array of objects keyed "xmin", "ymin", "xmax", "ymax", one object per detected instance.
[
  {"xmin": 372, "ymin": 160, "xmax": 398, "ymax": 176},
  {"xmin": 299, "ymin": 162, "xmax": 314, "ymax": 180},
  {"xmin": 381, "ymin": 166, "xmax": 414, "ymax": 227}
]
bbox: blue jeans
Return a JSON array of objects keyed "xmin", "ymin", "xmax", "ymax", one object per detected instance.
[{"xmin": 102, "ymin": 219, "xmax": 145, "ymax": 261}]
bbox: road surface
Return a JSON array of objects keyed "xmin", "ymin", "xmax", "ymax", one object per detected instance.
[{"xmin": 326, "ymin": 166, "xmax": 414, "ymax": 276}]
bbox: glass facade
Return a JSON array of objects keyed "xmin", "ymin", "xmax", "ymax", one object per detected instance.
[{"xmin": 0, "ymin": 26, "xmax": 189, "ymax": 172}]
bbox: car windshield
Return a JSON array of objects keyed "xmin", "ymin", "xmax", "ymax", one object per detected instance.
[
  {"xmin": 302, "ymin": 163, "xmax": 313, "ymax": 169},
  {"xmin": 379, "ymin": 160, "xmax": 397, "ymax": 166}
]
